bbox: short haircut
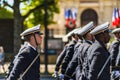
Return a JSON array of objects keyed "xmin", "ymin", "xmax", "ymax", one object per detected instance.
[
  {"xmin": 24, "ymin": 34, "xmax": 33, "ymax": 42},
  {"xmin": 94, "ymin": 32, "xmax": 105, "ymax": 40}
]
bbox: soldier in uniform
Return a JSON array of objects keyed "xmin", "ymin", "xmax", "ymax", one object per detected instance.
[
  {"xmin": 59, "ymin": 28, "xmax": 81, "ymax": 80},
  {"xmin": 109, "ymin": 28, "xmax": 120, "ymax": 80},
  {"xmin": 70, "ymin": 28, "xmax": 83, "ymax": 80},
  {"xmin": 64, "ymin": 21, "xmax": 94, "ymax": 80},
  {"xmin": 62, "ymin": 28, "xmax": 83, "ymax": 80},
  {"xmin": 87, "ymin": 22, "xmax": 111, "ymax": 80},
  {"xmin": 6, "ymin": 25, "xmax": 43, "ymax": 80},
  {"xmin": 52, "ymin": 34, "xmax": 71, "ymax": 78},
  {"xmin": 53, "ymin": 28, "xmax": 80, "ymax": 78}
]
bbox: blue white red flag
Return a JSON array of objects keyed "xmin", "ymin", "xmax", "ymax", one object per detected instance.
[
  {"xmin": 72, "ymin": 8, "xmax": 77, "ymax": 25},
  {"xmin": 64, "ymin": 8, "xmax": 72, "ymax": 19},
  {"xmin": 64, "ymin": 8, "xmax": 77, "ymax": 28},
  {"xmin": 112, "ymin": 8, "xmax": 120, "ymax": 28}
]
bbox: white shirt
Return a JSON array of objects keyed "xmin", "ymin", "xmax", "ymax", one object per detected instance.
[{"xmin": 23, "ymin": 41, "xmax": 36, "ymax": 51}]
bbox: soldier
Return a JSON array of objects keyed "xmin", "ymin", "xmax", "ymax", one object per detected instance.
[
  {"xmin": 64, "ymin": 21, "xmax": 94, "ymax": 80},
  {"xmin": 62, "ymin": 28, "xmax": 83, "ymax": 80},
  {"xmin": 109, "ymin": 28, "xmax": 120, "ymax": 80},
  {"xmin": 69, "ymin": 28, "xmax": 83, "ymax": 80},
  {"xmin": 59, "ymin": 28, "xmax": 81, "ymax": 80},
  {"xmin": 87, "ymin": 22, "xmax": 111, "ymax": 80},
  {"xmin": 6, "ymin": 24, "xmax": 43, "ymax": 80},
  {"xmin": 53, "ymin": 28, "xmax": 79, "ymax": 78},
  {"xmin": 73, "ymin": 28, "xmax": 83, "ymax": 53},
  {"xmin": 52, "ymin": 35, "xmax": 70, "ymax": 78}
]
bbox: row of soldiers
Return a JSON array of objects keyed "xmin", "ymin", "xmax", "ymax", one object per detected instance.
[{"xmin": 52, "ymin": 21, "xmax": 120, "ymax": 80}]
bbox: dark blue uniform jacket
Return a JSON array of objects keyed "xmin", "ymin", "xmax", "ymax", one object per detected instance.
[
  {"xmin": 61, "ymin": 40, "xmax": 77, "ymax": 74},
  {"xmin": 109, "ymin": 39, "xmax": 120, "ymax": 71},
  {"xmin": 55, "ymin": 44, "xmax": 68, "ymax": 71},
  {"xmin": 7, "ymin": 43, "xmax": 40, "ymax": 80},
  {"xmin": 87, "ymin": 40, "xmax": 110, "ymax": 80},
  {"xmin": 64, "ymin": 40, "xmax": 91, "ymax": 80}
]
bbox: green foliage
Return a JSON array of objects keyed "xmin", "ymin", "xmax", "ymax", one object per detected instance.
[
  {"xmin": 0, "ymin": 0, "xmax": 60, "ymax": 54},
  {"xmin": 0, "ymin": 0, "xmax": 59, "ymax": 28},
  {"xmin": 0, "ymin": 7, "xmax": 13, "ymax": 19},
  {"xmin": 22, "ymin": 0, "xmax": 60, "ymax": 28},
  {"xmin": 24, "ymin": 9, "xmax": 45, "ymax": 28}
]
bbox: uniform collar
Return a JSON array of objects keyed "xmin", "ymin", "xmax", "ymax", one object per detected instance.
[
  {"xmin": 86, "ymin": 40, "xmax": 93, "ymax": 44},
  {"xmin": 95, "ymin": 40, "xmax": 106, "ymax": 48},
  {"xmin": 27, "ymin": 42, "xmax": 36, "ymax": 51}
]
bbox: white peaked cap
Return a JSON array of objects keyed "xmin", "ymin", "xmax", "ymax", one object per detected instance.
[
  {"xmin": 66, "ymin": 28, "xmax": 78, "ymax": 37},
  {"xmin": 78, "ymin": 21, "xmax": 94, "ymax": 36},
  {"xmin": 112, "ymin": 28, "xmax": 120, "ymax": 34},
  {"xmin": 20, "ymin": 24, "xmax": 43, "ymax": 36},
  {"xmin": 62, "ymin": 36, "xmax": 68, "ymax": 42},
  {"xmin": 90, "ymin": 22, "xmax": 110, "ymax": 35}
]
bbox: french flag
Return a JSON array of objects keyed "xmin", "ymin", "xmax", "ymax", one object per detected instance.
[
  {"xmin": 112, "ymin": 8, "xmax": 120, "ymax": 28},
  {"xmin": 64, "ymin": 9, "xmax": 72, "ymax": 26},
  {"xmin": 64, "ymin": 8, "xmax": 77, "ymax": 28},
  {"xmin": 65, "ymin": 8, "xmax": 72, "ymax": 19},
  {"xmin": 72, "ymin": 8, "xmax": 77, "ymax": 25}
]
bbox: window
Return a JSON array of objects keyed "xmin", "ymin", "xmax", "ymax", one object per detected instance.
[{"xmin": 81, "ymin": 9, "xmax": 98, "ymax": 26}]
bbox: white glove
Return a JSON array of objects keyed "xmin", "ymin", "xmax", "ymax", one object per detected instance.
[
  {"xmin": 59, "ymin": 73, "xmax": 64, "ymax": 79},
  {"xmin": 52, "ymin": 71, "xmax": 58, "ymax": 77},
  {"xmin": 111, "ymin": 71, "xmax": 120, "ymax": 79},
  {"xmin": 69, "ymin": 79, "xmax": 73, "ymax": 80}
]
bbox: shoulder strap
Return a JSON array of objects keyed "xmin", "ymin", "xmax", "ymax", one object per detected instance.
[
  {"xmin": 18, "ymin": 45, "xmax": 41, "ymax": 80},
  {"xmin": 97, "ymin": 55, "xmax": 111, "ymax": 79}
]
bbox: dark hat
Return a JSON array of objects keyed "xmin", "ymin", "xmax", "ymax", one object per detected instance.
[
  {"xmin": 112, "ymin": 28, "xmax": 120, "ymax": 34},
  {"xmin": 20, "ymin": 24, "xmax": 43, "ymax": 39},
  {"xmin": 90, "ymin": 22, "xmax": 110, "ymax": 35},
  {"xmin": 78, "ymin": 21, "xmax": 94, "ymax": 36}
]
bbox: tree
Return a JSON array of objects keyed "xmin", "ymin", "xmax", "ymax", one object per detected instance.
[
  {"xmin": 0, "ymin": 0, "xmax": 59, "ymax": 54},
  {"xmin": 0, "ymin": 7, "xmax": 13, "ymax": 18}
]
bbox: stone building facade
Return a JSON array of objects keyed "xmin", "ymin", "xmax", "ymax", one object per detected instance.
[{"xmin": 48, "ymin": 0, "xmax": 120, "ymax": 38}]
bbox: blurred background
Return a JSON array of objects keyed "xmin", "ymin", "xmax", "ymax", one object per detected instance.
[{"xmin": 0, "ymin": 0, "xmax": 120, "ymax": 79}]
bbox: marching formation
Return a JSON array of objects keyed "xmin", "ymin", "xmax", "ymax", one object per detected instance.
[{"xmin": 53, "ymin": 21, "xmax": 120, "ymax": 80}]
